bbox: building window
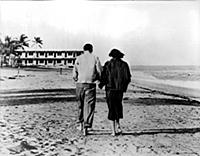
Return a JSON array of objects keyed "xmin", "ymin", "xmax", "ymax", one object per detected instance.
[
  {"xmin": 57, "ymin": 52, "xmax": 62, "ymax": 56},
  {"xmin": 39, "ymin": 60, "xmax": 44, "ymax": 63},
  {"xmin": 68, "ymin": 52, "xmax": 72, "ymax": 55},
  {"xmin": 68, "ymin": 60, "xmax": 72, "ymax": 63},
  {"xmin": 29, "ymin": 52, "xmax": 33, "ymax": 56},
  {"xmin": 29, "ymin": 60, "xmax": 33, "ymax": 63},
  {"xmin": 57, "ymin": 60, "xmax": 61, "ymax": 63},
  {"xmin": 49, "ymin": 52, "xmax": 53, "ymax": 56},
  {"xmin": 40, "ymin": 52, "xmax": 44, "ymax": 56},
  {"xmin": 48, "ymin": 60, "xmax": 53, "ymax": 63}
]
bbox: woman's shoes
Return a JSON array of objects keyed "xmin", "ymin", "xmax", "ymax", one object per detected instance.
[
  {"xmin": 117, "ymin": 127, "xmax": 122, "ymax": 134},
  {"xmin": 87, "ymin": 127, "xmax": 93, "ymax": 131},
  {"xmin": 111, "ymin": 132, "xmax": 116, "ymax": 136}
]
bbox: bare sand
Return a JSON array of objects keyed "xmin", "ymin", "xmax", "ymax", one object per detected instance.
[{"xmin": 0, "ymin": 67, "xmax": 200, "ymax": 156}]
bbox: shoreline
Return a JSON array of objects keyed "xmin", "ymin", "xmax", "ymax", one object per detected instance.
[
  {"xmin": 1, "ymin": 67, "xmax": 200, "ymax": 103},
  {"xmin": 133, "ymin": 79, "xmax": 200, "ymax": 103}
]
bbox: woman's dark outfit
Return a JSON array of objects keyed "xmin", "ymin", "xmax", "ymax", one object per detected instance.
[{"xmin": 99, "ymin": 58, "xmax": 131, "ymax": 121}]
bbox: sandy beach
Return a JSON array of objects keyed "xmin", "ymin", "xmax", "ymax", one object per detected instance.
[{"xmin": 1, "ymin": 67, "xmax": 200, "ymax": 156}]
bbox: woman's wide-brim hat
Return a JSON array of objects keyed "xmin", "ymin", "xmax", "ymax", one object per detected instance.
[{"xmin": 109, "ymin": 49, "xmax": 124, "ymax": 58}]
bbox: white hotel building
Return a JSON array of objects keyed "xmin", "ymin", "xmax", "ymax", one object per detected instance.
[{"xmin": 15, "ymin": 49, "xmax": 83, "ymax": 68}]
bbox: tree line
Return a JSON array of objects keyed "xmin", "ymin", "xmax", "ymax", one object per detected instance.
[{"xmin": 0, "ymin": 34, "xmax": 43, "ymax": 67}]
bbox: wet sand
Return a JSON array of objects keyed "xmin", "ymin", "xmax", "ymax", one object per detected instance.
[{"xmin": 0, "ymin": 68, "xmax": 200, "ymax": 156}]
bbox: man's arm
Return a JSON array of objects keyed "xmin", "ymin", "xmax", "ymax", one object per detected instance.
[
  {"xmin": 72, "ymin": 59, "xmax": 79, "ymax": 82},
  {"xmin": 95, "ymin": 57, "xmax": 102, "ymax": 78},
  {"xmin": 98, "ymin": 61, "xmax": 109, "ymax": 89}
]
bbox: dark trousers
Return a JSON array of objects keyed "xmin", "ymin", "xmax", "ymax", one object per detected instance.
[{"xmin": 76, "ymin": 83, "xmax": 96, "ymax": 128}]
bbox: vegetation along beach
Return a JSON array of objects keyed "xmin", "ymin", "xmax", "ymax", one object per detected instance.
[{"xmin": 0, "ymin": 66, "xmax": 200, "ymax": 156}]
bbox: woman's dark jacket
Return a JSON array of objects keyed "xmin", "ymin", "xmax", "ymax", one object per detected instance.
[{"xmin": 99, "ymin": 58, "xmax": 131, "ymax": 92}]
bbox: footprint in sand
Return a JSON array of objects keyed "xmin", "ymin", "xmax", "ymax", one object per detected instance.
[{"xmin": 7, "ymin": 141, "xmax": 37, "ymax": 154}]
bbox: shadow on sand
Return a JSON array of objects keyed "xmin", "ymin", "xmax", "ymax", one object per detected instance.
[{"xmin": 88, "ymin": 127, "xmax": 200, "ymax": 136}]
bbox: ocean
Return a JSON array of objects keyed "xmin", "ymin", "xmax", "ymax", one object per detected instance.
[{"xmin": 131, "ymin": 65, "xmax": 200, "ymax": 101}]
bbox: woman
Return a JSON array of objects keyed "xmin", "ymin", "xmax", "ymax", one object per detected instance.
[{"xmin": 99, "ymin": 49, "xmax": 131, "ymax": 136}]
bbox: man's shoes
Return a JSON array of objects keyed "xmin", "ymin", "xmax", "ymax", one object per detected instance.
[
  {"xmin": 76, "ymin": 123, "xmax": 83, "ymax": 131},
  {"xmin": 83, "ymin": 128, "xmax": 88, "ymax": 136}
]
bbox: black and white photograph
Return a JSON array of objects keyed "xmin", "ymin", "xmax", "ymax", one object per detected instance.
[{"xmin": 0, "ymin": 0, "xmax": 200, "ymax": 155}]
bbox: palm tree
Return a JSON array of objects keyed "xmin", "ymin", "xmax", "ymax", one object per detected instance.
[
  {"xmin": 16, "ymin": 34, "xmax": 30, "ymax": 75},
  {"xmin": 0, "ymin": 35, "xmax": 29, "ymax": 56},
  {"xmin": 0, "ymin": 36, "xmax": 13, "ymax": 66},
  {"xmin": 4, "ymin": 36, "xmax": 14, "ymax": 54},
  {"xmin": 14, "ymin": 34, "xmax": 29, "ymax": 55},
  {"xmin": 0, "ymin": 38, "xmax": 3, "ymax": 54},
  {"xmin": 32, "ymin": 37, "xmax": 43, "ymax": 48},
  {"xmin": 0, "ymin": 38, "xmax": 4, "ymax": 67},
  {"xmin": 18, "ymin": 34, "xmax": 29, "ymax": 48}
]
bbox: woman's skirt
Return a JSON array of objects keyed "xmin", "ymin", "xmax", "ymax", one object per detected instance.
[{"xmin": 106, "ymin": 89, "xmax": 123, "ymax": 121}]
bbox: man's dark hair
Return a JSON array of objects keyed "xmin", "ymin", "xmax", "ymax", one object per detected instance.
[{"xmin": 83, "ymin": 43, "xmax": 93, "ymax": 53}]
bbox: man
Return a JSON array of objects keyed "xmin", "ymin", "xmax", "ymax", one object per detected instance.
[
  {"xmin": 73, "ymin": 43, "xmax": 102, "ymax": 136},
  {"xmin": 99, "ymin": 49, "xmax": 131, "ymax": 136}
]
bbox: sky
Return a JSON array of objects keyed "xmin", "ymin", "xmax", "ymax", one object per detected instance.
[{"xmin": 0, "ymin": 0, "xmax": 200, "ymax": 65}]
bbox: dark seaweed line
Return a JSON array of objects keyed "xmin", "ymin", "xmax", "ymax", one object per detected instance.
[
  {"xmin": 0, "ymin": 96, "xmax": 77, "ymax": 106},
  {"xmin": 0, "ymin": 93, "xmax": 75, "ymax": 99},
  {"xmin": 0, "ymin": 88, "xmax": 76, "ymax": 94}
]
